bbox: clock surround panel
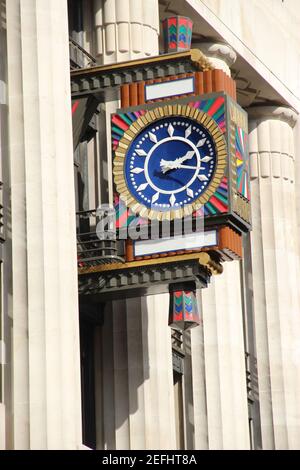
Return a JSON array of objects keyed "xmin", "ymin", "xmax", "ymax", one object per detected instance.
[
  {"xmin": 112, "ymin": 91, "xmax": 250, "ymax": 237},
  {"xmin": 113, "ymin": 104, "xmax": 227, "ymax": 221}
]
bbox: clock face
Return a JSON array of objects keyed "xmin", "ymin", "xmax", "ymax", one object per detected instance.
[
  {"xmin": 125, "ymin": 116, "xmax": 216, "ymax": 210},
  {"xmin": 113, "ymin": 105, "xmax": 227, "ymax": 220}
]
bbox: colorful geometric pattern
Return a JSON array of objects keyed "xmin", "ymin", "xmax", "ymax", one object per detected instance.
[
  {"xmin": 191, "ymin": 97, "xmax": 228, "ymax": 215},
  {"xmin": 194, "ymin": 176, "xmax": 229, "ymax": 217},
  {"xmin": 187, "ymin": 96, "xmax": 226, "ymax": 134},
  {"xmin": 114, "ymin": 194, "xmax": 147, "ymax": 229},
  {"xmin": 112, "ymin": 96, "xmax": 226, "ymax": 152},
  {"xmin": 236, "ymin": 126, "xmax": 250, "ymax": 200},
  {"xmin": 112, "ymin": 109, "xmax": 146, "ymax": 151},
  {"xmin": 112, "ymin": 96, "xmax": 228, "ymax": 221},
  {"xmin": 113, "ymin": 102, "xmax": 227, "ymax": 221},
  {"xmin": 168, "ymin": 289, "xmax": 200, "ymax": 331},
  {"xmin": 162, "ymin": 16, "xmax": 193, "ymax": 53}
]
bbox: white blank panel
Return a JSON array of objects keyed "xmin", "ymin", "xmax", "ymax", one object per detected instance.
[
  {"xmin": 134, "ymin": 230, "xmax": 217, "ymax": 256},
  {"xmin": 145, "ymin": 77, "xmax": 194, "ymax": 101}
]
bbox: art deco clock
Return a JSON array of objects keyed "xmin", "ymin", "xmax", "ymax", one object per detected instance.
[
  {"xmin": 113, "ymin": 105, "xmax": 226, "ymax": 221},
  {"xmin": 112, "ymin": 92, "xmax": 250, "ymax": 233}
]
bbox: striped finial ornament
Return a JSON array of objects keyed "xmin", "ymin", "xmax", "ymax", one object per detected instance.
[
  {"xmin": 168, "ymin": 285, "xmax": 200, "ymax": 331},
  {"xmin": 162, "ymin": 16, "xmax": 193, "ymax": 53}
]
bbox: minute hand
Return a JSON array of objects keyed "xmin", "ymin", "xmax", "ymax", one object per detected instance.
[{"xmin": 176, "ymin": 163, "xmax": 204, "ymax": 170}]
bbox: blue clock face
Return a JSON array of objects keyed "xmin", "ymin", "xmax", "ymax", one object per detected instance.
[{"xmin": 124, "ymin": 116, "xmax": 217, "ymax": 211}]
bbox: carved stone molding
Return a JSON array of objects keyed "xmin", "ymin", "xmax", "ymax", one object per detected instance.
[
  {"xmin": 247, "ymin": 106, "xmax": 297, "ymax": 180},
  {"xmin": 192, "ymin": 42, "xmax": 237, "ymax": 76},
  {"xmin": 247, "ymin": 105, "xmax": 298, "ymax": 128}
]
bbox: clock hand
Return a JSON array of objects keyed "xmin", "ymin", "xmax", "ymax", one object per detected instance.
[
  {"xmin": 160, "ymin": 150, "xmax": 196, "ymax": 174},
  {"xmin": 177, "ymin": 150, "xmax": 195, "ymax": 164},
  {"xmin": 160, "ymin": 159, "xmax": 178, "ymax": 174},
  {"xmin": 176, "ymin": 164, "xmax": 205, "ymax": 170}
]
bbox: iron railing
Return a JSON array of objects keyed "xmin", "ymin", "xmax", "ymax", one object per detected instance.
[
  {"xmin": 77, "ymin": 209, "xmax": 124, "ymax": 268},
  {"xmin": 69, "ymin": 37, "xmax": 97, "ymax": 70}
]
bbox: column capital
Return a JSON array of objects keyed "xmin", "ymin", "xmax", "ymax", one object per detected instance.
[
  {"xmin": 192, "ymin": 41, "xmax": 237, "ymax": 75},
  {"xmin": 247, "ymin": 105, "xmax": 298, "ymax": 128}
]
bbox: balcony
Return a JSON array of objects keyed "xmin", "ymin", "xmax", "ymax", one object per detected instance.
[{"xmin": 76, "ymin": 209, "xmax": 124, "ymax": 269}]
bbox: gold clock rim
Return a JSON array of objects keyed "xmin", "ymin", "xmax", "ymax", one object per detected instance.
[{"xmin": 113, "ymin": 104, "xmax": 227, "ymax": 221}]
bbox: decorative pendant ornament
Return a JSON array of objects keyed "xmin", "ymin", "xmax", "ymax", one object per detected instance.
[
  {"xmin": 162, "ymin": 16, "xmax": 193, "ymax": 53},
  {"xmin": 168, "ymin": 283, "xmax": 201, "ymax": 331}
]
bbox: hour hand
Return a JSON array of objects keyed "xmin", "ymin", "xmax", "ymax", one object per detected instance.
[
  {"xmin": 160, "ymin": 150, "xmax": 196, "ymax": 174},
  {"xmin": 160, "ymin": 159, "xmax": 178, "ymax": 174},
  {"xmin": 177, "ymin": 150, "xmax": 195, "ymax": 164}
]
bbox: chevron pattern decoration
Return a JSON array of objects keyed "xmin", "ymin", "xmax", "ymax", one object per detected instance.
[
  {"xmin": 114, "ymin": 194, "xmax": 147, "ymax": 229},
  {"xmin": 162, "ymin": 16, "xmax": 193, "ymax": 53},
  {"xmin": 112, "ymin": 95, "xmax": 229, "ymax": 222},
  {"xmin": 168, "ymin": 287, "xmax": 200, "ymax": 330},
  {"xmin": 236, "ymin": 126, "xmax": 250, "ymax": 200}
]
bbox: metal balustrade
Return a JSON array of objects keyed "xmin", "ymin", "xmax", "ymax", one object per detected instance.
[
  {"xmin": 69, "ymin": 37, "xmax": 97, "ymax": 70},
  {"xmin": 77, "ymin": 209, "xmax": 124, "ymax": 268}
]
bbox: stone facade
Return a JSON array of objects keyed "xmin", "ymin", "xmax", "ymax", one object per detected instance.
[{"xmin": 0, "ymin": 0, "xmax": 300, "ymax": 450}]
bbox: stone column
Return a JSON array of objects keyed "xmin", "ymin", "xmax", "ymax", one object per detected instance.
[
  {"xmin": 190, "ymin": 42, "xmax": 250, "ymax": 449},
  {"xmin": 90, "ymin": 0, "xmax": 176, "ymax": 450},
  {"xmin": 6, "ymin": 0, "xmax": 82, "ymax": 449},
  {"xmin": 99, "ymin": 295, "xmax": 177, "ymax": 450},
  {"xmin": 93, "ymin": 0, "xmax": 159, "ymax": 63},
  {"xmin": 248, "ymin": 106, "xmax": 300, "ymax": 450},
  {"xmin": 189, "ymin": 290, "xmax": 209, "ymax": 449},
  {"xmin": 294, "ymin": 117, "xmax": 300, "ymax": 259},
  {"xmin": 0, "ymin": 0, "xmax": 6, "ymax": 450},
  {"xmin": 201, "ymin": 262, "xmax": 250, "ymax": 449}
]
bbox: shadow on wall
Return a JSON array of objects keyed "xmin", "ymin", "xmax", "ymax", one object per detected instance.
[{"xmin": 97, "ymin": 296, "xmax": 150, "ymax": 450}]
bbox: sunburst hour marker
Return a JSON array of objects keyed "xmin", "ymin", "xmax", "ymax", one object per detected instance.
[
  {"xmin": 185, "ymin": 125, "xmax": 192, "ymax": 139},
  {"xmin": 196, "ymin": 138, "xmax": 206, "ymax": 147},
  {"xmin": 152, "ymin": 192, "xmax": 160, "ymax": 203},
  {"xmin": 184, "ymin": 150, "xmax": 195, "ymax": 160},
  {"xmin": 187, "ymin": 188, "xmax": 194, "ymax": 198},
  {"xmin": 201, "ymin": 156, "xmax": 213, "ymax": 163},
  {"xmin": 168, "ymin": 123, "xmax": 174, "ymax": 137},
  {"xmin": 169, "ymin": 193, "xmax": 176, "ymax": 206},
  {"xmin": 131, "ymin": 167, "xmax": 144, "ymax": 174},
  {"xmin": 198, "ymin": 175, "xmax": 209, "ymax": 181},
  {"xmin": 136, "ymin": 149, "xmax": 147, "ymax": 156},
  {"xmin": 137, "ymin": 182, "xmax": 148, "ymax": 191},
  {"xmin": 149, "ymin": 132, "xmax": 157, "ymax": 143}
]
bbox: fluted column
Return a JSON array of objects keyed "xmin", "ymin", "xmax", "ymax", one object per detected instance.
[
  {"xmin": 189, "ymin": 291, "xmax": 209, "ymax": 449},
  {"xmin": 248, "ymin": 106, "xmax": 300, "ymax": 449},
  {"xmin": 98, "ymin": 295, "xmax": 177, "ymax": 449},
  {"xmin": 201, "ymin": 262, "xmax": 250, "ymax": 449},
  {"xmin": 0, "ymin": 7, "xmax": 6, "ymax": 450},
  {"xmin": 93, "ymin": 0, "xmax": 159, "ymax": 63},
  {"xmin": 91, "ymin": 0, "xmax": 174, "ymax": 451},
  {"xmin": 0, "ymin": 0, "xmax": 6, "ymax": 450},
  {"xmin": 6, "ymin": 0, "xmax": 82, "ymax": 449},
  {"xmin": 294, "ymin": 117, "xmax": 300, "ymax": 259},
  {"xmin": 189, "ymin": 42, "xmax": 250, "ymax": 449}
]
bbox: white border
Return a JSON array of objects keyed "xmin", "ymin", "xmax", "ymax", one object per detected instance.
[
  {"xmin": 145, "ymin": 77, "xmax": 195, "ymax": 101},
  {"xmin": 134, "ymin": 230, "xmax": 217, "ymax": 256}
]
